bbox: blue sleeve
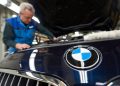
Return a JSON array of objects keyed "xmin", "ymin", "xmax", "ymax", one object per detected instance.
[{"xmin": 2, "ymin": 22, "xmax": 17, "ymax": 48}]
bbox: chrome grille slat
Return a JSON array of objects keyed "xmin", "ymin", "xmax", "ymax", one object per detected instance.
[
  {"xmin": 0, "ymin": 73, "xmax": 6, "ymax": 86},
  {"xmin": 36, "ymin": 81, "xmax": 39, "ymax": 86},
  {"xmin": 4, "ymin": 74, "xmax": 10, "ymax": 86},
  {"xmin": 0, "ymin": 72, "xmax": 2, "ymax": 76},
  {"xmin": 26, "ymin": 79, "xmax": 30, "ymax": 86},
  {"xmin": 17, "ymin": 77, "xmax": 22, "ymax": 86},
  {"xmin": 6, "ymin": 74, "xmax": 14, "ymax": 86},
  {"xmin": 1, "ymin": 73, "xmax": 9, "ymax": 86},
  {"xmin": 0, "ymin": 73, "xmax": 3, "ymax": 81},
  {"xmin": 10, "ymin": 75, "xmax": 15, "ymax": 86},
  {"xmin": 19, "ymin": 77, "xmax": 28, "ymax": 86},
  {"xmin": 12, "ymin": 76, "xmax": 20, "ymax": 86},
  {"xmin": 0, "ymin": 72, "xmax": 51, "ymax": 86},
  {"xmin": 0, "ymin": 73, "xmax": 4, "ymax": 84}
]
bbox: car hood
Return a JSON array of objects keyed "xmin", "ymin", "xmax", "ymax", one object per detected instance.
[{"xmin": 28, "ymin": 0, "xmax": 119, "ymax": 36}]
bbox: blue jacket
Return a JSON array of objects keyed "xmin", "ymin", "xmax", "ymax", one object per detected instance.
[
  {"xmin": 3, "ymin": 16, "xmax": 54, "ymax": 53},
  {"xmin": 6, "ymin": 16, "xmax": 37, "ymax": 46}
]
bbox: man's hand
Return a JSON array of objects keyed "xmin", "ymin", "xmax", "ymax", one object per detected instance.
[
  {"xmin": 15, "ymin": 43, "xmax": 31, "ymax": 50},
  {"xmin": 53, "ymin": 37, "xmax": 58, "ymax": 41}
]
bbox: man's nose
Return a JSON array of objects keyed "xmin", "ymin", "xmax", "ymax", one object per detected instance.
[{"xmin": 27, "ymin": 18, "xmax": 31, "ymax": 22}]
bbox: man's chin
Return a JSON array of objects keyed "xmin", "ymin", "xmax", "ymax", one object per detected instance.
[{"xmin": 25, "ymin": 22, "xmax": 29, "ymax": 24}]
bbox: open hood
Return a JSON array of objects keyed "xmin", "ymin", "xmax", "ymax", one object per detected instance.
[{"xmin": 28, "ymin": 0, "xmax": 119, "ymax": 36}]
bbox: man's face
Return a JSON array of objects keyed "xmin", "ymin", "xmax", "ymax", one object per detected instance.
[{"xmin": 20, "ymin": 9, "xmax": 33, "ymax": 24}]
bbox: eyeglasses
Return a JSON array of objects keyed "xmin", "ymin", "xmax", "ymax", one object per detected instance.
[
  {"xmin": 23, "ymin": 16, "xmax": 32, "ymax": 20},
  {"xmin": 20, "ymin": 12, "xmax": 33, "ymax": 20}
]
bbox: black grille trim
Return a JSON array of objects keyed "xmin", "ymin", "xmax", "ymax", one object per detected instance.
[{"xmin": 0, "ymin": 72, "xmax": 49, "ymax": 86}]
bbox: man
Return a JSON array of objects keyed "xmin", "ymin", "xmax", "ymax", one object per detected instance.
[{"xmin": 3, "ymin": 2, "xmax": 54, "ymax": 54}]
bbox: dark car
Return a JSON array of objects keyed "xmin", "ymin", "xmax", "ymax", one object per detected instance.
[{"xmin": 1, "ymin": 0, "xmax": 120, "ymax": 86}]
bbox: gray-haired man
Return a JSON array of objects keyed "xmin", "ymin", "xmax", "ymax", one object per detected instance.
[{"xmin": 3, "ymin": 2, "xmax": 54, "ymax": 59}]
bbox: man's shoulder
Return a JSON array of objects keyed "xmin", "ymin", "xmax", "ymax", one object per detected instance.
[
  {"xmin": 5, "ymin": 16, "xmax": 19, "ymax": 28},
  {"xmin": 31, "ymin": 19, "xmax": 39, "ymax": 26},
  {"xmin": 5, "ymin": 16, "xmax": 18, "ymax": 23}
]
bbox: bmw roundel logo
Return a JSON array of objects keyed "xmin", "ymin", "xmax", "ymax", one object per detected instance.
[{"xmin": 63, "ymin": 45, "xmax": 102, "ymax": 71}]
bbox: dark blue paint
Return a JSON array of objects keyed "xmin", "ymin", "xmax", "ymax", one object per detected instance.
[{"xmin": 20, "ymin": 39, "xmax": 120, "ymax": 86}]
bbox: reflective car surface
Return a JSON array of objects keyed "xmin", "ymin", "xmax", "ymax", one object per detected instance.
[
  {"xmin": 1, "ymin": 0, "xmax": 120, "ymax": 86},
  {"xmin": 19, "ymin": 38, "xmax": 120, "ymax": 86}
]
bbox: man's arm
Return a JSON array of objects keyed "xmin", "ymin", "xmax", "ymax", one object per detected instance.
[
  {"xmin": 36, "ymin": 23, "xmax": 54, "ymax": 39},
  {"xmin": 2, "ymin": 22, "xmax": 17, "ymax": 48}
]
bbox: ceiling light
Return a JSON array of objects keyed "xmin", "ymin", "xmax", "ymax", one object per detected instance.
[
  {"xmin": 8, "ymin": 2, "xmax": 20, "ymax": 13},
  {"xmin": 0, "ymin": 0, "xmax": 7, "ymax": 6}
]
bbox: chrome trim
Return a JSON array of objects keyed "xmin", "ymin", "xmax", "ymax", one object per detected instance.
[
  {"xmin": 10, "ymin": 75, "xmax": 15, "ymax": 86},
  {"xmin": 0, "ymin": 73, "xmax": 6, "ymax": 85},
  {"xmin": 26, "ymin": 79, "xmax": 30, "ymax": 86},
  {"xmin": 4, "ymin": 74, "xmax": 10, "ymax": 86},
  {"xmin": 17, "ymin": 77, "xmax": 22, "ymax": 86}
]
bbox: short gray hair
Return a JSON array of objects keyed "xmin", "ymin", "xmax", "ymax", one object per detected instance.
[{"xmin": 19, "ymin": 2, "xmax": 35, "ymax": 14}]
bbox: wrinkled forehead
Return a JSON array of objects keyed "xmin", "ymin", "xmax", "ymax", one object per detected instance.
[{"xmin": 20, "ymin": 9, "xmax": 34, "ymax": 16}]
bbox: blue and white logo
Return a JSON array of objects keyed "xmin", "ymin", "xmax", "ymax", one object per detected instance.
[
  {"xmin": 64, "ymin": 45, "xmax": 102, "ymax": 71},
  {"xmin": 72, "ymin": 48, "xmax": 91, "ymax": 62},
  {"xmin": 29, "ymin": 26, "xmax": 34, "ymax": 29}
]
